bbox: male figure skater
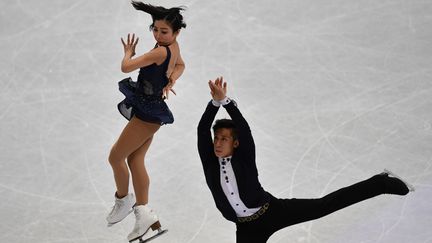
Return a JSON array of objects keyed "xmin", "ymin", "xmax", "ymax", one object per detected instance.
[{"xmin": 197, "ymin": 77, "xmax": 414, "ymax": 243}]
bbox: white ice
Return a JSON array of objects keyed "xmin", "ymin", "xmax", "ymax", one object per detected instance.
[{"xmin": 1, "ymin": 0, "xmax": 432, "ymax": 242}]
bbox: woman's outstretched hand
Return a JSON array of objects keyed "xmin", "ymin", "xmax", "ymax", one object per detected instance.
[{"xmin": 121, "ymin": 33, "xmax": 139, "ymax": 58}]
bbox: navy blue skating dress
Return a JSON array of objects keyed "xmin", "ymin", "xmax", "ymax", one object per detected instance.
[{"xmin": 117, "ymin": 45, "xmax": 174, "ymax": 125}]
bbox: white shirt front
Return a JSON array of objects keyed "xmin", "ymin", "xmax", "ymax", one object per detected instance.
[{"xmin": 219, "ymin": 157, "xmax": 260, "ymax": 217}]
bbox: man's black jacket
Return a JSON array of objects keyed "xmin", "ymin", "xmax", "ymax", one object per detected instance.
[{"xmin": 197, "ymin": 100, "xmax": 270, "ymax": 222}]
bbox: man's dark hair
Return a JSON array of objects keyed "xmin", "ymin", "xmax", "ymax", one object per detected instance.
[
  {"xmin": 131, "ymin": 1, "xmax": 187, "ymax": 32},
  {"xmin": 212, "ymin": 119, "xmax": 238, "ymax": 140}
]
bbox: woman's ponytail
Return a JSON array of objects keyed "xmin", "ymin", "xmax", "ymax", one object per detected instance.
[{"xmin": 131, "ymin": 1, "xmax": 186, "ymax": 32}]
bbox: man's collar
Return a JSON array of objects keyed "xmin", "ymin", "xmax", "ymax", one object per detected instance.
[{"xmin": 218, "ymin": 156, "xmax": 232, "ymax": 165}]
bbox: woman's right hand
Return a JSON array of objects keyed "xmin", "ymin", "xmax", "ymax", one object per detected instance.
[{"xmin": 121, "ymin": 33, "xmax": 139, "ymax": 58}]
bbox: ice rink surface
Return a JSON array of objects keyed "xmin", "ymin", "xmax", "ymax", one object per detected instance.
[{"xmin": 1, "ymin": 0, "xmax": 432, "ymax": 242}]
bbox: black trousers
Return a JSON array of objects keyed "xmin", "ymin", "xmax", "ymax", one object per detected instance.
[{"xmin": 235, "ymin": 174, "xmax": 390, "ymax": 243}]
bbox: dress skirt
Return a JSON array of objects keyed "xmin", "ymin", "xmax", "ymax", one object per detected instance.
[{"xmin": 117, "ymin": 77, "xmax": 174, "ymax": 125}]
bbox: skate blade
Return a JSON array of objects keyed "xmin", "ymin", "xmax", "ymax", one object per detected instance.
[
  {"xmin": 384, "ymin": 169, "xmax": 416, "ymax": 192},
  {"xmin": 139, "ymin": 229, "xmax": 168, "ymax": 243},
  {"xmin": 128, "ymin": 227, "xmax": 153, "ymax": 243}
]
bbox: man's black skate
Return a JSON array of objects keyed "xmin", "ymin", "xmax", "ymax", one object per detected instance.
[{"xmin": 382, "ymin": 169, "xmax": 415, "ymax": 195}]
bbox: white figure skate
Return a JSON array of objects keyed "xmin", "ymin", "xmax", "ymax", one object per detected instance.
[
  {"xmin": 106, "ymin": 193, "xmax": 135, "ymax": 227},
  {"xmin": 128, "ymin": 205, "xmax": 168, "ymax": 243}
]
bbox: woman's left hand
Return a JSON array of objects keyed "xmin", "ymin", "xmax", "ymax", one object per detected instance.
[{"xmin": 162, "ymin": 79, "xmax": 176, "ymax": 99}]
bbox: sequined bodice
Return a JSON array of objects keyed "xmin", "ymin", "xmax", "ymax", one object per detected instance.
[{"xmin": 136, "ymin": 45, "xmax": 171, "ymax": 98}]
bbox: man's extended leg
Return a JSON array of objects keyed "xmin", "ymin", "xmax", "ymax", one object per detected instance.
[{"xmin": 268, "ymin": 172, "xmax": 411, "ymax": 233}]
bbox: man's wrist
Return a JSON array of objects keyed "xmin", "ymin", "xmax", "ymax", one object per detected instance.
[
  {"xmin": 218, "ymin": 96, "xmax": 231, "ymax": 106},
  {"xmin": 211, "ymin": 96, "xmax": 230, "ymax": 107},
  {"xmin": 211, "ymin": 99, "xmax": 221, "ymax": 107}
]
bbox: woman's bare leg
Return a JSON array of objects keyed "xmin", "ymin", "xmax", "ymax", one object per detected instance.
[
  {"xmin": 127, "ymin": 136, "xmax": 154, "ymax": 205},
  {"xmin": 108, "ymin": 117, "xmax": 160, "ymax": 197}
]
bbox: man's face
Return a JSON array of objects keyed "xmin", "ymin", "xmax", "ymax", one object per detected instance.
[{"xmin": 213, "ymin": 128, "xmax": 239, "ymax": 158}]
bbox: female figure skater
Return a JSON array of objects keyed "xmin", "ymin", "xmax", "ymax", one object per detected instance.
[{"xmin": 106, "ymin": 2, "xmax": 186, "ymax": 242}]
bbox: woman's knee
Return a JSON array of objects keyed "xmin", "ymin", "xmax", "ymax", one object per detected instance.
[
  {"xmin": 126, "ymin": 156, "xmax": 139, "ymax": 167},
  {"xmin": 108, "ymin": 145, "xmax": 125, "ymax": 165},
  {"xmin": 126, "ymin": 148, "xmax": 144, "ymax": 165}
]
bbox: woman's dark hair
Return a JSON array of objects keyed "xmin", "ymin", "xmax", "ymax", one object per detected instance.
[
  {"xmin": 131, "ymin": 1, "xmax": 187, "ymax": 32},
  {"xmin": 212, "ymin": 119, "xmax": 238, "ymax": 140}
]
